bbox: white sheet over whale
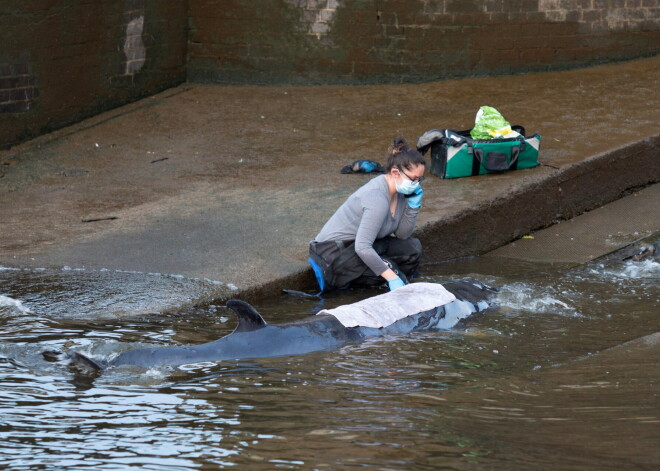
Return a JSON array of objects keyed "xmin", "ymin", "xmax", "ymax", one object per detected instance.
[{"xmin": 316, "ymin": 282, "xmax": 456, "ymax": 328}]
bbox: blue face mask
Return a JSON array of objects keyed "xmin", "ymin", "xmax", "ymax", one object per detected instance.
[{"xmin": 395, "ymin": 178, "xmax": 418, "ymax": 195}]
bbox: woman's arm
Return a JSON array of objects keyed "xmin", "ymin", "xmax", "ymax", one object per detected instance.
[
  {"xmin": 394, "ymin": 203, "xmax": 420, "ymax": 240},
  {"xmin": 354, "ymin": 197, "xmax": 390, "ymax": 277}
]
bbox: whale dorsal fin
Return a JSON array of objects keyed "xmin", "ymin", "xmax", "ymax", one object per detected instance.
[{"xmin": 226, "ymin": 299, "xmax": 268, "ymax": 332}]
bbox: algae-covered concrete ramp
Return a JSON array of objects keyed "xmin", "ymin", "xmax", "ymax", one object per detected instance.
[{"xmin": 0, "ymin": 57, "xmax": 658, "ymax": 300}]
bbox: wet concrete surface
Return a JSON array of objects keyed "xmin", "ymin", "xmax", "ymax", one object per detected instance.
[
  {"xmin": 0, "ymin": 56, "xmax": 659, "ymax": 302},
  {"xmin": 485, "ymin": 183, "xmax": 659, "ymax": 265}
]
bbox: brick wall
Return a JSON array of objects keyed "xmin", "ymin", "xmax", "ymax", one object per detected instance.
[
  {"xmin": 188, "ymin": 0, "xmax": 660, "ymax": 84},
  {"xmin": 0, "ymin": 57, "xmax": 39, "ymax": 114},
  {"xmin": 2, "ymin": 1, "xmax": 658, "ymax": 148},
  {"xmin": 0, "ymin": 0, "xmax": 187, "ymax": 149}
]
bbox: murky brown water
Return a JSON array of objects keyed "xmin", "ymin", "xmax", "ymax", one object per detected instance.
[{"xmin": 1, "ymin": 242, "xmax": 658, "ymax": 470}]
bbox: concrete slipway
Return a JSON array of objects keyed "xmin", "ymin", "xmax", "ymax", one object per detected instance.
[{"xmin": 0, "ymin": 56, "xmax": 658, "ymax": 307}]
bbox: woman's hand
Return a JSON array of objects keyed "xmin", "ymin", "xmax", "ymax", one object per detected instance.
[
  {"xmin": 382, "ymin": 268, "xmax": 405, "ymax": 291},
  {"xmin": 387, "ymin": 277, "xmax": 406, "ymax": 291},
  {"xmin": 407, "ymin": 185, "xmax": 423, "ymax": 209}
]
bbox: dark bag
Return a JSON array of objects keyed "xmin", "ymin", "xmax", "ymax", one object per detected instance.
[{"xmin": 417, "ymin": 126, "xmax": 541, "ymax": 179}]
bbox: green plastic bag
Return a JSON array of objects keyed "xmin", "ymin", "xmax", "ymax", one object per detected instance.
[{"xmin": 470, "ymin": 106, "xmax": 513, "ymax": 139}]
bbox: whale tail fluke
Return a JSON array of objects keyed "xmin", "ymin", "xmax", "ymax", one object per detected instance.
[
  {"xmin": 622, "ymin": 242, "xmax": 658, "ymax": 262},
  {"xmin": 42, "ymin": 350, "xmax": 64, "ymax": 362},
  {"xmin": 42, "ymin": 350, "xmax": 104, "ymax": 372}
]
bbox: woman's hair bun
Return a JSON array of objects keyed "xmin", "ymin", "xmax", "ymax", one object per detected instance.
[
  {"xmin": 389, "ymin": 136, "xmax": 408, "ymax": 155},
  {"xmin": 385, "ymin": 135, "xmax": 426, "ymax": 172}
]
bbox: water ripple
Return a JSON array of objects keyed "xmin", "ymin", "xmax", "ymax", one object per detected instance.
[{"xmin": 0, "ymin": 251, "xmax": 658, "ymax": 470}]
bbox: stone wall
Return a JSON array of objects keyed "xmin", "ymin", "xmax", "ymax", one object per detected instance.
[
  {"xmin": 0, "ymin": 0, "xmax": 187, "ymax": 149},
  {"xmin": 188, "ymin": 0, "xmax": 660, "ymax": 84}
]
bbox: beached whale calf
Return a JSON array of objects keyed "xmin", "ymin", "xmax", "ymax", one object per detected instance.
[{"xmin": 43, "ymin": 279, "xmax": 496, "ymax": 371}]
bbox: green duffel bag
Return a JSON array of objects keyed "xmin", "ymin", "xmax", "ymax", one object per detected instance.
[{"xmin": 417, "ymin": 126, "xmax": 541, "ymax": 179}]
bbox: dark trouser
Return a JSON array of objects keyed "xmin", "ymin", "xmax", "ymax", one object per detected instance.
[{"xmin": 309, "ymin": 237, "xmax": 422, "ymax": 291}]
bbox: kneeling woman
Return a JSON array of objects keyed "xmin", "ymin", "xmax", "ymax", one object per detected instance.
[{"xmin": 310, "ymin": 136, "xmax": 426, "ymax": 292}]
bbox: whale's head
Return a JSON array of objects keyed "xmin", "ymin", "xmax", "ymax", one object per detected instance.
[{"xmin": 442, "ymin": 277, "xmax": 498, "ymax": 306}]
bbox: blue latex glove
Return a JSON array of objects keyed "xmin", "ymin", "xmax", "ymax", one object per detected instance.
[
  {"xmin": 407, "ymin": 185, "xmax": 423, "ymax": 209},
  {"xmin": 387, "ymin": 276, "xmax": 406, "ymax": 291}
]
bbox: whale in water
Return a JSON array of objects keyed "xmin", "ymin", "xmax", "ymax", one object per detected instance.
[{"xmin": 43, "ymin": 279, "xmax": 497, "ymax": 371}]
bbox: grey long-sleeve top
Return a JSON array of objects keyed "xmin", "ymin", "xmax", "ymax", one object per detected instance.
[{"xmin": 313, "ymin": 175, "xmax": 420, "ymax": 276}]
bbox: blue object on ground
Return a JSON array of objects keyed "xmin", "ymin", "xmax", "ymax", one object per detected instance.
[{"xmin": 341, "ymin": 160, "xmax": 385, "ymax": 174}]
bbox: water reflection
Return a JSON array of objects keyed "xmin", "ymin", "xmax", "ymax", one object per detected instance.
[
  {"xmin": 0, "ymin": 266, "xmax": 234, "ymax": 319},
  {"xmin": 0, "ymin": 240, "xmax": 658, "ymax": 470}
]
